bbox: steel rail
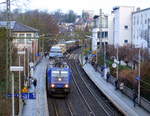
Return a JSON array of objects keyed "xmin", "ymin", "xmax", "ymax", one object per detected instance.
[
  {"xmin": 66, "ymin": 59, "xmax": 95, "ymax": 116},
  {"xmin": 74, "ymin": 59, "xmax": 114, "ymax": 116},
  {"xmin": 52, "ymin": 100, "xmax": 59, "ymax": 116},
  {"xmin": 65, "ymin": 99, "xmax": 74, "ymax": 116}
]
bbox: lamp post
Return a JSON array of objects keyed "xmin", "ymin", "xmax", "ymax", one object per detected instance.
[
  {"xmin": 116, "ymin": 45, "xmax": 119, "ymax": 80},
  {"xmin": 135, "ymin": 40, "xmax": 142, "ymax": 104},
  {"xmin": 11, "ymin": 72, "xmax": 14, "ymax": 116},
  {"xmin": 23, "ymin": 48, "xmax": 26, "ymax": 78},
  {"xmin": 138, "ymin": 48, "xmax": 141, "ymax": 104},
  {"xmin": 10, "ymin": 66, "xmax": 24, "ymax": 116},
  {"xmin": 17, "ymin": 51, "xmax": 25, "ymax": 115}
]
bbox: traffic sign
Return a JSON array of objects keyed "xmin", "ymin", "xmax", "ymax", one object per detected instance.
[
  {"xmin": 112, "ymin": 63, "xmax": 117, "ymax": 68},
  {"xmin": 29, "ymin": 93, "xmax": 36, "ymax": 99},
  {"xmin": 21, "ymin": 93, "xmax": 28, "ymax": 100},
  {"xmin": 22, "ymin": 87, "xmax": 29, "ymax": 93},
  {"xmin": 35, "ymin": 53, "xmax": 41, "ymax": 56},
  {"xmin": 7, "ymin": 93, "xmax": 19, "ymax": 97},
  {"xmin": 21, "ymin": 93, "xmax": 36, "ymax": 99},
  {"xmin": 135, "ymin": 76, "xmax": 141, "ymax": 81},
  {"xmin": 18, "ymin": 51, "xmax": 25, "ymax": 55},
  {"xmin": 10, "ymin": 66, "xmax": 24, "ymax": 72}
]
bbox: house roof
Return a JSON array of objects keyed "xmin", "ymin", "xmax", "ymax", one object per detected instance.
[
  {"xmin": 132, "ymin": 7, "xmax": 150, "ymax": 14},
  {"xmin": 0, "ymin": 21, "xmax": 38, "ymax": 32}
]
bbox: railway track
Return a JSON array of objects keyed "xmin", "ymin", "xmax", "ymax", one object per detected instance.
[
  {"xmin": 65, "ymin": 50, "xmax": 123, "ymax": 116},
  {"xmin": 66, "ymin": 59, "xmax": 108, "ymax": 116},
  {"xmin": 47, "ymin": 49, "xmax": 123, "ymax": 116},
  {"xmin": 48, "ymin": 98, "xmax": 74, "ymax": 116}
]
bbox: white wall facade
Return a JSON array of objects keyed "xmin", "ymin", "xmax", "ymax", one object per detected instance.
[
  {"xmin": 132, "ymin": 8, "xmax": 150, "ymax": 48},
  {"xmin": 92, "ymin": 28, "xmax": 99, "ymax": 51},
  {"xmin": 92, "ymin": 14, "xmax": 109, "ymax": 51},
  {"xmin": 12, "ymin": 32, "xmax": 39, "ymax": 54},
  {"xmin": 108, "ymin": 14, "xmax": 114, "ymax": 45},
  {"xmin": 113, "ymin": 6, "xmax": 135, "ymax": 46}
]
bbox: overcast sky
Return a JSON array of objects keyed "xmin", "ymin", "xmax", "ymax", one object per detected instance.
[{"xmin": 0, "ymin": 0, "xmax": 150, "ymax": 14}]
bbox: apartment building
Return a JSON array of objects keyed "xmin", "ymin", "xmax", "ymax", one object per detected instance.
[
  {"xmin": 132, "ymin": 8, "xmax": 150, "ymax": 48},
  {"xmin": 112, "ymin": 6, "xmax": 135, "ymax": 46}
]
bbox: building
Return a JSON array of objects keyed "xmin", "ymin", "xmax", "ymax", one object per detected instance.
[
  {"xmin": 108, "ymin": 13, "xmax": 114, "ymax": 45},
  {"xmin": 92, "ymin": 13, "xmax": 109, "ymax": 51},
  {"xmin": 132, "ymin": 8, "xmax": 150, "ymax": 48},
  {"xmin": 0, "ymin": 21, "xmax": 39, "ymax": 52},
  {"xmin": 112, "ymin": 6, "xmax": 135, "ymax": 46},
  {"xmin": 82, "ymin": 10, "xmax": 94, "ymax": 22}
]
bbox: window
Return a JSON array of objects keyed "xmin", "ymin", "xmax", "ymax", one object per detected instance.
[
  {"xmin": 124, "ymin": 40, "xmax": 128, "ymax": 43},
  {"xmin": 133, "ymin": 16, "xmax": 135, "ymax": 25},
  {"xmin": 102, "ymin": 32, "xmax": 104, "ymax": 38},
  {"xmin": 19, "ymin": 34, "xmax": 25, "ymax": 37},
  {"xmin": 137, "ymin": 17, "xmax": 139, "ymax": 25},
  {"xmin": 27, "ymin": 39, "xmax": 32, "ymax": 44},
  {"xmin": 18, "ymin": 34, "xmax": 25, "ymax": 43},
  {"xmin": 18, "ymin": 39, "xmax": 24, "ymax": 44},
  {"xmin": 98, "ymin": 31, "xmax": 108, "ymax": 38},
  {"xmin": 98, "ymin": 32, "xmax": 102, "ymax": 38},
  {"xmin": 141, "ymin": 15, "xmax": 143, "ymax": 24},
  {"xmin": 145, "ymin": 19, "xmax": 147, "ymax": 24},
  {"xmin": 105, "ymin": 32, "xmax": 108, "ymax": 38},
  {"xmin": 13, "ymin": 34, "xmax": 17, "ymax": 37},
  {"xmin": 26, "ymin": 34, "xmax": 32, "ymax": 37},
  {"xmin": 124, "ymin": 25, "xmax": 128, "ymax": 29}
]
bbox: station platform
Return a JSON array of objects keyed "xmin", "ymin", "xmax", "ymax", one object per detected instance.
[
  {"xmin": 22, "ymin": 57, "xmax": 49, "ymax": 116},
  {"xmin": 80, "ymin": 56, "xmax": 150, "ymax": 116}
]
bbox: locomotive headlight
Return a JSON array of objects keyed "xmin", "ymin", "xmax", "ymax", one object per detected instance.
[
  {"xmin": 51, "ymin": 84, "xmax": 55, "ymax": 88},
  {"xmin": 64, "ymin": 84, "xmax": 69, "ymax": 88},
  {"xmin": 58, "ymin": 78, "xmax": 62, "ymax": 81}
]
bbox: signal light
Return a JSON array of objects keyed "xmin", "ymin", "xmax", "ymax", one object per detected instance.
[
  {"xmin": 58, "ymin": 78, "xmax": 62, "ymax": 81},
  {"xmin": 64, "ymin": 84, "xmax": 69, "ymax": 88},
  {"xmin": 51, "ymin": 84, "xmax": 55, "ymax": 88}
]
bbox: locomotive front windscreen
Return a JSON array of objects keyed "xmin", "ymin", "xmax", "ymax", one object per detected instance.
[
  {"xmin": 61, "ymin": 71, "xmax": 68, "ymax": 77},
  {"xmin": 52, "ymin": 70, "xmax": 68, "ymax": 77}
]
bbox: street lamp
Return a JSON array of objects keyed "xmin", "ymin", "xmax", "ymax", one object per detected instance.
[
  {"xmin": 135, "ymin": 40, "xmax": 142, "ymax": 104},
  {"xmin": 116, "ymin": 45, "xmax": 119, "ymax": 80},
  {"xmin": 17, "ymin": 51, "xmax": 25, "ymax": 115},
  {"xmin": 137, "ymin": 48, "xmax": 141, "ymax": 104},
  {"xmin": 10, "ymin": 66, "xmax": 24, "ymax": 116}
]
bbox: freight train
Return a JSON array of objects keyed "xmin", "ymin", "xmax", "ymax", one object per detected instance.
[
  {"xmin": 46, "ymin": 58, "xmax": 71, "ymax": 97},
  {"xmin": 49, "ymin": 40, "xmax": 80, "ymax": 58}
]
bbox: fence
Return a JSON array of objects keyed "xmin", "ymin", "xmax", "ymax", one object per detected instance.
[{"xmin": 96, "ymin": 65, "xmax": 150, "ymax": 113}]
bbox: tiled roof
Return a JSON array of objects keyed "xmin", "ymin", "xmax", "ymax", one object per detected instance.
[{"xmin": 0, "ymin": 21, "xmax": 38, "ymax": 32}]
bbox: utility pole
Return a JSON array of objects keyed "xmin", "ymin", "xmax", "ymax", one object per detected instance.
[
  {"xmin": 116, "ymin": 45, "xmax": 119, "ymax": 80},
  {"xmin": 11, "ymin": 73, "xmax": 15, "ymax": 116},
  {"xmin": 6, "ymin": 0, "xmax": 11, "ymax": 93},
  {"xmin": 138, "ymin": 48, "xmax": 141, "ymax": 104},
  {"xmin": 97, "ymin": 9, "xmax": 102, "ymax": 64},
  {"xmin": 18, "ymin": 55, "xmax": 21, "ymax": 115},
  {"xmin": 6, "ymin": 1, "xmax": 13, "ymax": 115}
]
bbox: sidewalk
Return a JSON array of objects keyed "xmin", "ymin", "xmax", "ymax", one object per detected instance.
[
  {"xmin": 22, "ymin": 57, "xmax": 49, "ymax": 116},
  {"xmin": 80, "ymin": 56, "xmax": 150, "ymax": 116}
]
